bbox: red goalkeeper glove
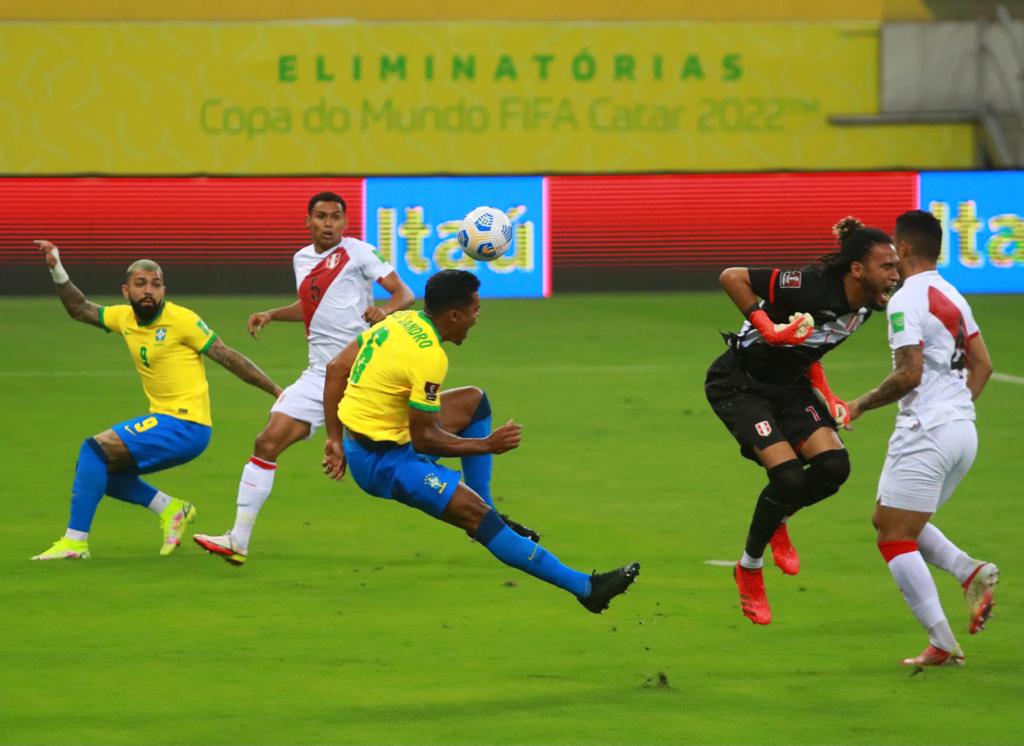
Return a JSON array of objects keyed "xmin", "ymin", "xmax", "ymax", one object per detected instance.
[
  {"xmin": 748, "ymin": 309, "xmax": 815, "ymax": 346},
  {"xmin": 806, "ymin": 361, "xmax": 850, "ymax": 428}
]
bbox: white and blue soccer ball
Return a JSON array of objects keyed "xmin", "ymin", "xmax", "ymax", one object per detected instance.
[{"xmin": 457, "ymin": 206, "xmax": 513, "ymax": 262}]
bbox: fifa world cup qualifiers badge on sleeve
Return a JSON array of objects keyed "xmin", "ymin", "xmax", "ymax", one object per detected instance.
[
  {"xmin": 779, "ymin": 271, "xmax": 802, "ymax": 289},
  {"xmin": 891, "ymin": 312, "xmax": 905, "ymax": 333}
]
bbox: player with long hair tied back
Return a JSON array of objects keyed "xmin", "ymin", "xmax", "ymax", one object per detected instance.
[{"xmin": 706, "ymin": 217, "xmax": 900, "ymax": 625}]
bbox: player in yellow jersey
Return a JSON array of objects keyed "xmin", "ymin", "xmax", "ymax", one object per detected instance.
[
  {"xmin": 30, "ymin": 240, "xmax": 282, "ymax": 561},
  {"xmin": 322, "ymin": 269, "xmax": 639, "ymax": 613}
]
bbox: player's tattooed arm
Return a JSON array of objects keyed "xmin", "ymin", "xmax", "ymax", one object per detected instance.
[
  {"xmin": 204, "ymin": 338, "xmax": 282, "ymax": 397},
  {"xmin": 34, "ymin": 239, "xmax": 103, "ymax": 328},
  {"xmin": 848, "ymin": 344, "xmax": 923, "ymax": 419},
  {"xmin": 55, "ymin": 279, "xmax": 104, "ymax": 328}
]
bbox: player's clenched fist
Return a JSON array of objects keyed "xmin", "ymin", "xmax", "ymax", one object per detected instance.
[
  {"xmin": 749, "ymin": 309, "xmax": 814, "ymax": 346},
  {"xmin": 362, "ymin": 305, "xmax": 387, "ymax": 324},
  {"xmin": 487, "ymin": 419, "xmax": 522, "ymax": 454}
]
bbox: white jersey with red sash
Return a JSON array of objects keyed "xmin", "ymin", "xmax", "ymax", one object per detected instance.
[
  {"xmin": 885, "ymin": 270, "xmax": 980, "ymax": 430},
  {"xmin": 293, "ymin": 238, "xmax": 394, "ymax": 372}
]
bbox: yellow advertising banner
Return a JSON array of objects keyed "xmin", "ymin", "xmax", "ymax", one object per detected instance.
[{"xmin": 0, "ymin": 21, "xmax": 972, "ymax": 173}]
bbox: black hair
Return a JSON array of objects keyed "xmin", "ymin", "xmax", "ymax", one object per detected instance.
[
  {"xmin": 424, "ymin": 270, "xmax": 480, "ymax": 315},
  {"xmin": 819, "ymin": 216, "xmax": 892, "ymax": 278},
  {"xmin": 895, "ymin": 209, "xmax": 943, "ymax": 262},
  {"xmin": 307, "ymin": 191, "xmax": 347, "ymax": 215}
]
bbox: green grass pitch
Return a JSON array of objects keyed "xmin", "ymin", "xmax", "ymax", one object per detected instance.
[{"xmin": 1, "ymin": 292, "xmax": 1021, "ymax": 745}]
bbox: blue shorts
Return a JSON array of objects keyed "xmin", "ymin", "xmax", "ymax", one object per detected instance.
[
  {"xmin": 112, "ymin": 413, "xmax": 212, "ymax": 474},
  {"xmin": 343, "ymin": 436, "xmax": 460, "ymax": 518}
]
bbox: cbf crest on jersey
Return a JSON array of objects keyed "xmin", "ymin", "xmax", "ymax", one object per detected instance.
[{"xmin": 155, "ymin": 327, "xmax": 167, "ymax": 342}]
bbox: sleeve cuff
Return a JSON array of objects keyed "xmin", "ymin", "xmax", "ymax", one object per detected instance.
[
  {"xmin": 199, "ymin": 333, "xmax": 218, "ymax": 354},
  {"xmin": 409, "ymin": 401, "xmax": 441, "ymax": 413}
]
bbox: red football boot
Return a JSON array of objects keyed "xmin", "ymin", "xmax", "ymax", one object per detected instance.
[
  {"xmin": 963, "ymin": 562, "xmax": 999, "ymax": 635},
  {"xmin": 901, "ymin": 643, "xmax": 965, "ymax": 667},
  {"xmin": 769, "ymin": 523, "xmax": 800, "ymax": 576},
  {"xmin": 734, "ymin": 563, "xmax": 771, "ymax": 625}
]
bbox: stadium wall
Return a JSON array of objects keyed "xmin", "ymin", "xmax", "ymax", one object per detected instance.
[{"xmin": 2, "ymin": 172, "xmax": 1021, "ymax": 295}]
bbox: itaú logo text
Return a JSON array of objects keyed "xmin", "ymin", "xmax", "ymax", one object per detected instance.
[
  {"xmin": 374, "ymin": 205, "xmax": 535, "ymax": 274},
  {"xmin": 929, "ymin": 200, "xmax": 1024, "ymax": 269}
]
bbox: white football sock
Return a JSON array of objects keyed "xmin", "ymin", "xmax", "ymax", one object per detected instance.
[
  {"xmin": 887, "ymin": 550, "xmax": 957, "ymax": 651},
  {"xmin": 740, "ymin": 551, "xmax": 764, "ymax": 570},
  {"xmin": 230, "ymin": 456, "xmax": 276, "ymax": 550},
  {"xmin": 65, "ymin": 528, "xmax": 88, "ymax": 542},
  {"xmin": 917, "ymin": 523, "xmax": 977, "ymax": 583},
  {"xmin": 146, "ymin": 491, "xmax": 173, "ymax": 515}
]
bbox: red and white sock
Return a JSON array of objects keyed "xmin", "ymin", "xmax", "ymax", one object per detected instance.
[
  {"xmin": 231, "ymin": 456, "xmax": 276, "ymax": 550},
  {"xmin": 917, "ymin": 523, "xmax": 977, "ymax": 584},
  {"xmin": 879, "ymin": 540, "xmax": 957, "ymax": 652}
]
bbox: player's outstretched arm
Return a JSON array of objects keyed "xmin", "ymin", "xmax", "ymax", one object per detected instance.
[
  {"xmin": 203, "ymin": 338, "xmax": 282, "ymax": 398},
  {"xmin": 848, "ymin": 344, "xmax": 923, "ymax": 421},
  {"xmin": 362, "ymin": 271, "xmax": 415, "ymax": 324},
  {"xmin": 248, "ymin": 300, "xmax": 304, "ymax": 338},
  {"xmin": 408, "ymin": 409, "xmax": 521, "ymax": 457},
  {"xmin": 34, "ymin": 240, "xmax": 103, "ymax": 328},
  {"xmin": 965, "ymin": 334, "xmax": 993, "ymax": 401}
]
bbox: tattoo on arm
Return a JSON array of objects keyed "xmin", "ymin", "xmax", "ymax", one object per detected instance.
[
  {"xmin": 857, "ymin": 345, "xmax": 923, "ymax": 412},
  {"xmin": 205, "ymin": 339, "xmax": 280, "ymax": 396},
  {"xmin": 56, "ymin": 280, "xmax": 103, "ymax": 328}
]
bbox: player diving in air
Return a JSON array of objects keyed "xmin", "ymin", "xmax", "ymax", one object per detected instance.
[
  {"xmin": 31, "ymin": 240, "xmax": 281, "ymax": 560},
  {"xmin": 322, "ymin": 269, "xmax": 640, "ymax": 613},
  {"xmin": 705, "ymin": 218, "xmax": 899, "ymax": 624}
]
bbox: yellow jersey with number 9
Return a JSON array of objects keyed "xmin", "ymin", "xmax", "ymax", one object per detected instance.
[
  {"xmin": 100, "ymin": 301, "xmax": 218, "ymax": 426},
  {"xmin": 339, "ymin": 310, "xmax": 449, "ymax": 444}
]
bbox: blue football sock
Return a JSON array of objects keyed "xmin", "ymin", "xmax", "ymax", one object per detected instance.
[
  {"xmin": 458, "ymin": 391, "xmax": 494, "ymax": 508},
  {"xmin": 475, "ymin": 510, "xmax": 591, "ymax": 597},
  {"xmin": 105, "ymin": 473, "xmax": 158, "ymax": 507},
  {"xmin": 67, "ymin": 438, "xmax": 110, "ymax": 533}
]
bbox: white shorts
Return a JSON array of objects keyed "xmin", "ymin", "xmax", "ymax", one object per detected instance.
[
  {"xmin": 270, "ymin": 367, "xmax": 326, "ymax": 438},
  {"xmin": 877, "ymin": 419, "xmax": 977, "ymax": 514}
]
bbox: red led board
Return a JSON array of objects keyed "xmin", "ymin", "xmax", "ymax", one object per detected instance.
[
  {"xmin": 547, "ymin": 173, "xmax": 918, "ymax": 269},
  {"xmin": 0, "ymin": 177, "xmax": 364, "ymax": 266}
]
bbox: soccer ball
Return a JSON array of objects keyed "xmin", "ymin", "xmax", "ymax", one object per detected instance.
[{"xmin": 457, "ymin": 206, "xmax": 513, "ymax": 262}]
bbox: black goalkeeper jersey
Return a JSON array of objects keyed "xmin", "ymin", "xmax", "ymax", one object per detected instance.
[{"xmin": 724, "ymin": 265, "xmax": 873, "ymax": 385}]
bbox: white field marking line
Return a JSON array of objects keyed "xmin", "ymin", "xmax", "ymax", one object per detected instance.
[
  {"xmin": 992, "ymin": 372, "xmax": 1024, "ymax": 385},
  {"xmin": 704, "ymin": 560, "xmax": 737, "ymax": 567}
]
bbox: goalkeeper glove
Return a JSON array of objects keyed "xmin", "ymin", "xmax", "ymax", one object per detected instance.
[
  {"xmin": 806, "ymin": 361, "xmax": 850, "ymax": 428},
  {"xmin": 748, "ymin": 309, "xmax": 814, "ymax": 346}
]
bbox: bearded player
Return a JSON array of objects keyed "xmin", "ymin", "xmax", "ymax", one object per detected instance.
[
  {"xmin": 31, "ymin": 241, "xmax": 281, "ymax": 560},
  {"xmin": 706, "ymin": 217, "xmax": 899, "ymax": 624}
]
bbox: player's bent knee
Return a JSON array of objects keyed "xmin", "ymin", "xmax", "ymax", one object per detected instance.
[
  {"xmin": 442, "ymin": 485, "xmax": 490, "ymax": 533},
  {"xmin": 91, "ymin": 430, "xmax": 133, "ymax": 469},
  {"xmin": 805, "ymin": 449, "xmax": 851, "ymax": 500},
  {"xmin": 765, "ymin": 459, "xmax": 807, "ymax": 510}
]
